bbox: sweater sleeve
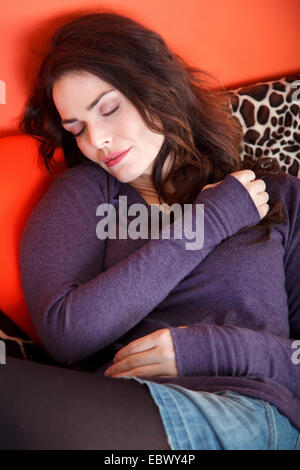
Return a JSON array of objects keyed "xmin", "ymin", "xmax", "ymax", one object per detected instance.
[
  {"xmin": 169, "ymin": 174, "xmax": 300, "ymax": 399},
  {"xmin": 169, "ymin": 324, "xmax": 300, "ymax": 398},
  {"xmin": 18, "ymin": 164, "xmax": 260, "ymax": 365}
]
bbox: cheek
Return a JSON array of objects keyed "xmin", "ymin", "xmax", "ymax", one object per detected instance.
[
  {"xmin": 129, "ymin": 113, "xmax": 164, "ymax": 149},
  {"xmin": 123, "ymin": 107, "xmax": 151, "ymax": 139},
  {"xmin": 76, "ymin": 140, "xmax": 98, "ymax": 161},
  {"xmin": 121, "ymin": 116, "xmax": 144, "ymax": 140}
]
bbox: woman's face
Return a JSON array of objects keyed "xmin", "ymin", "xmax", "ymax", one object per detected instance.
[{"xmin": 52, "ymin": 71, "xmax": 169, "ymax": 185}]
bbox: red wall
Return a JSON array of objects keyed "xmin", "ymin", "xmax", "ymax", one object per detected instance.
[{"xmin": 1, "ymin": 0, "xmax": 300, "ymax": 137}]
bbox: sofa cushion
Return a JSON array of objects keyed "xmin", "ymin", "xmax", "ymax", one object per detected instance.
[
  {"xmin": 227, "ymin": 74, "xmax": 300, "ymax": 177},
  {"xmin": 0, "ymin": 309, "xmax": 56, "ymax": 365},
  {"xmin": 0, "ymin": 308, "xmax": 113, "ymax": 371},
  {"xmin": 0, "ymin": 134, "xmax": 66, "ymax": 344}
]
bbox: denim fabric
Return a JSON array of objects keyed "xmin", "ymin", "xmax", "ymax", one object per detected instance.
[{"xmin": 127, "ymin": 377, "xmax": 300, "ymax": 450}]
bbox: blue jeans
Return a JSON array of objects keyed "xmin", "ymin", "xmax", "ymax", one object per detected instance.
[{"xmin": 128, "ymin": 377, "xmax": 300, "ymax": 450}]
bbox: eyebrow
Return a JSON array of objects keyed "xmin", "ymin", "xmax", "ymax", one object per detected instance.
[{"xmin": 61, "ymin": 88, "xmax": 115, "ymax": 124}]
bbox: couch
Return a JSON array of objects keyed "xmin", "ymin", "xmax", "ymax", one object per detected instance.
[{"xmin": 0, "ymin": 72, "xmax": 299, "ymax": 372}]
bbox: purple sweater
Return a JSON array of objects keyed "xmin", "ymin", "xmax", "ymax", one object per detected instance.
[{"xmin": 18, "ymin": 161, "xmax": 300, "ymax": 431}]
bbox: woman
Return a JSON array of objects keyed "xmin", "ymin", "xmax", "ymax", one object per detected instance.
[{"xmin": 16, "ymin": 12, "xmax": 300, "ymax": 450}]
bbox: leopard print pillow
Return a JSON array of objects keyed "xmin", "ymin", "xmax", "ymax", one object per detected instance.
[{"xmin": 227, "ymin": 74, "xmax": 300, "ymax": 177}]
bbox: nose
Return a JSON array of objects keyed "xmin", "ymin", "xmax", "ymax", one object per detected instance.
[{"xmin": 87, "ymin": 123, "xmax": 113, "ymax": 152}]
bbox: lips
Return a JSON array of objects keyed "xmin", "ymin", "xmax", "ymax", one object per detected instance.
[
  {"xmin": 103, "ymin": 147, "xmax": 132, "ymax": 163},
  {"xmin": 105, "ymin": 147, "xmax": 132, "ymax": 168}
]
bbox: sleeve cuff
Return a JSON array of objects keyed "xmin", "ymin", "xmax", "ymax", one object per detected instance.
[{"xmin": 169, "ymin": 324, "xmax": 218, "ymax": 377}]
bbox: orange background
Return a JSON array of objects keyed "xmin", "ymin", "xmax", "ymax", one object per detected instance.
[{"xmin": 1, "ymin": 0, "xmax": 300, "ymax": 138}]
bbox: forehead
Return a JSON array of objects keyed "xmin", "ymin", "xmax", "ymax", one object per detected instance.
[
  {"xmin": 53, "ymin": 70, "xmax": 111, "ymax": 94},
  {"xmin": 52, "ymin": 71, "xmax": 116, "ymax": 117}
]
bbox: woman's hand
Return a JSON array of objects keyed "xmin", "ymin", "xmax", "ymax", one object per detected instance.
[
  {"xmin": 202, "ymin": 170, "xmax": 270, "ymax": 220},
  {"xmin": 104, "ymin": 328, "xmax": 178, "ymax": 378}
]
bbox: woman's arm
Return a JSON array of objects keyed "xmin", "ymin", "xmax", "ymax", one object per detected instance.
[
  {"xmin": 19, "ymin": 164, "xmax": 260, "ymax": 365},
  {"xmin": 169, "ymin": 174, "xmax": 300, "ymax": 398},
  {"xmin": 169, "ymin": 324, "xmax": 300, "ymax": 398}
]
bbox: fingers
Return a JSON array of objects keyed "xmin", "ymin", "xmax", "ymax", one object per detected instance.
[
  {"xmin": 105, "ymin": 349, "xmax": 162, "ymax": 377},
  {"xmin": 256, "ymin": 188, "xmax": 269, "ymax": 205},
  {"xmin": 247, "ymin": 177, "xmax": 270, "ymax": 219},
  {"xmin": 230, "ymin": 170, "xmax": 270, "ymax": 220},
  {"xmin": 105, "ymin": 348, "xmax": 177, "ymax": 378},
  {"xmin": 231, "ymin": 169, "xmax": 256, "ymax": 184},
  {"xmin": 112, "ymin": 332, "xmax": 157, "ymax": 364},
  {"xmin": 105, "ymin": 329, "xmax": 178, "ymax": 378},
  {"xmin": 250, "ymin": 178, "xmax": 266, "ymax": 193},
  {"xmin": 259, "ymin": 203, "xmax": 270, "ymax": 219},
  {"xmin": 106, "ymin": 363, "xmax": 171, "ymax": 379},
  {"xmin": 201, "ymin": 169, "xmax": 270, "ymax": 220}
]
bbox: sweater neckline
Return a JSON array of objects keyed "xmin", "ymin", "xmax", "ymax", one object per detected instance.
[{"xmin": 117, "ymin": 180, "xmax": 170, "ymax": 214}]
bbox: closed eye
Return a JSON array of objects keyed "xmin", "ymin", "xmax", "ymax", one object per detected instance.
[
  {"xmin": 103, "ymin": 105, "xmax": 120, "ymax": 117},
  {"xmin": 72, "ymin": 105, "xmax": 120, "ymax": 138}
]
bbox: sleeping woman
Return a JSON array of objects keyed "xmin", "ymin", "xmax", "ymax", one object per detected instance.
[{"xmin": 16, "ymin": 12, "xmax": 300, "ymax": 450}]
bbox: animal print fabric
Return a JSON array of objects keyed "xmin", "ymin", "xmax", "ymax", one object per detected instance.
[{"xmin": 227, "ymin": 74, "xmax": 300, "ymax": 177}]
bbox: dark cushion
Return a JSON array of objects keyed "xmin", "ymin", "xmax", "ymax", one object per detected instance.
[
  {"xmin": 0, "ymin": 309, "xmax": 116, "ymax": 372},
  {"xmin": 0, "ymin": 309, "xmax": 56, "ymax": 366}
]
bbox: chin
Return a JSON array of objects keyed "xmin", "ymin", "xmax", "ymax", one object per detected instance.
[
  {"xmin": 109, "ymin": 165, "xmax": 146, "ymax": 184},
  {"xmin": 112, "ymin": 172, "xmax": 140, "ymax": 184}
]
